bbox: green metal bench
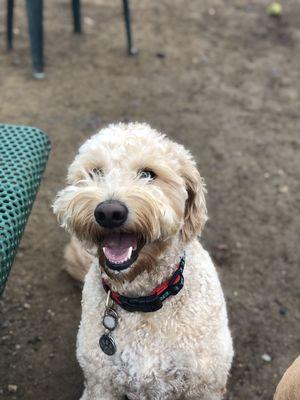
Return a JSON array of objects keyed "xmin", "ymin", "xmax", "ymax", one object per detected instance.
[{"xmin": 0, "ymin": 124, "xmax": 51, "ymax": 295}]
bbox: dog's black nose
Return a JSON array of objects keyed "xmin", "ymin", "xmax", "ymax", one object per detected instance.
[{"xmin": 94, "ymin": 200, "xmax": 128, "ymax": 229}]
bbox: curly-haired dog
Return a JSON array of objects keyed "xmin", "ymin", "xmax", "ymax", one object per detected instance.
[{"xmin": 53, "ymin": 123, "xmax": 233, "ymax": 400}]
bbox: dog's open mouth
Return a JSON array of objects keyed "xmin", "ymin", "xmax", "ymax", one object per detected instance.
[{"xmin": 101, "ymin": 233, "xmax": 142, "ymax": 271}]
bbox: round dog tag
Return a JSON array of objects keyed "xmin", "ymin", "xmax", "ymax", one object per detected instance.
[
  {"xmin": 99, "ymin": 333, "xmax": 116, "ymax": 356},
  {"xmin": 103, "ymin": 309, "xmax": 118, "ymax": 331}
]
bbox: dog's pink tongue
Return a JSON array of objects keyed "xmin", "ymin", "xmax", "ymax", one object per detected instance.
[{"xmin": 102, "ymin": 233, "xmax": 138, "ymax": 263}]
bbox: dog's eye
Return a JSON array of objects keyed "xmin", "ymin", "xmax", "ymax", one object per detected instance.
[
  {"xmin": 88, "ymin": 168, "xmax": 104, "ymax": 178},
  {"xmin": 138, "ymin": 169, "xmax": 156, "ymax": 180}
]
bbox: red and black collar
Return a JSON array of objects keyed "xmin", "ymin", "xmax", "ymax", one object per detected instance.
[{"xmin": 102, "ymin": 255, "xmax": 185, "ymax": 313}]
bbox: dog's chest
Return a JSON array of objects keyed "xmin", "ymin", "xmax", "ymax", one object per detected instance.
[{"xmin": 108, "ymin": 312, "xmax": 190, "ymax": 399}]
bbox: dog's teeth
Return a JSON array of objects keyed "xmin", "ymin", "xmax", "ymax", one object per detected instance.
[
  {"xmin": 127, "ymin": 246, "xmax": 133, "ymax": 260},
  {"xmin": 103, "ymin": 246, "xmax": 133, "ymax": 265}
]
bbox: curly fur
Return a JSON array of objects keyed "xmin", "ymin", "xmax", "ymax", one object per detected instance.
[{"xmin": 53, "ymin": 123, "xmax": 233, "ymax": 400}]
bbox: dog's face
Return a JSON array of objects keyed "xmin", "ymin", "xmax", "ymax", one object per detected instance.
[{"xmin": 53, "ymin": 123, "xmax": 207, "ymax": 281}]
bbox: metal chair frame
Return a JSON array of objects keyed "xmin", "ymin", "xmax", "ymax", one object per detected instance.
[{"xmin": 6, "ymin": 0, "xmax": 136, "ymax": 78}]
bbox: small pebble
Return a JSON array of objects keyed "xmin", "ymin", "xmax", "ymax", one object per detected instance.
[
  {"xmin": 28, "ymin": 335, "xmax": 42, "ymax": 345},
  {"xmin": 23, "ymin": 303, "xmax": 31, "ymax": 310},
  {"xmin": 47, "ymin": 309, "xmax": 55, "ymax": 317},
  {"xmin": 217, "ymin": 243, "xmax": 228, "ymax": 251},
  {"xmin": 8, "ymin": 384, "xmax": 18, "ymax": 393},
  {"xmin": 281, "ymin": 270, "xmax": 287, "ymax": 275},
  {"xmin": 84, "ymin": 16, "xmax": 95, "ymax": 26},
  {"xmin": 279, "ymin": 307, "xmax": 288, "ymax": 316},
  {"xmin": 279, "ymin": 185, "xmax": 289, "ymax": 193},
  {"xmin": 261, "ymin": 353, "xmax": 272, "ymax": 362}
]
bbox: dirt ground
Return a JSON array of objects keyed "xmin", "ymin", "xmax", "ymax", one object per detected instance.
[{"xmin": 0, "ymin": 0, "xmax": 300, "ymax": 399}]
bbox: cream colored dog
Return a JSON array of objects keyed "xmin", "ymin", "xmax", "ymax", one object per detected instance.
[{"xmin": 53, "ymin": 123, "xmax": 233, "ymax": 400}]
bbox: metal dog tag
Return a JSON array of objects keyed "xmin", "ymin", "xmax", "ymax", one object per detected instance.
[
  {"xmin": 99, "ymin": 290, "xmax": 118, "ymax": 355},
  {"xmin": 103, "ymin": 309, "xmax": 118, "ymax": 331},
  {"xmin": 99, "ymin": 333, "xmax": 116, "ymax": 356}
]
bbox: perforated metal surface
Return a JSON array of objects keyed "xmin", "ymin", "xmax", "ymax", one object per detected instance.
[{"xmin": 0, "ymin": 125, "xmax": 51, "ymax": 295}]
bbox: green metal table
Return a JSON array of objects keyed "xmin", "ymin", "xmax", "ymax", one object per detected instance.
[{"xmin": 0, "ymin": 124, "xmax": 51, "ymax": 295}]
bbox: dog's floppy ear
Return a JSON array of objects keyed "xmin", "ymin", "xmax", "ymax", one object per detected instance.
[{"xmin": 181, "ymin": 158, "xmax": 207, "ymax": 242}]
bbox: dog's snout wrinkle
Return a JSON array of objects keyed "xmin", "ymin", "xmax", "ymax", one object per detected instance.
[{"xmin": 94, "ymin": 200, "xmax": 128, "ymax": 229}]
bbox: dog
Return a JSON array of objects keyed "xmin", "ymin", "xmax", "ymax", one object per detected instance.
[
  {"xmin": 53, "ymin": 123, "xmax": 233, "ymax": 400},
  {"xmin": 273, "ymin": 356, "xmax": 300, "ymax": 400}
]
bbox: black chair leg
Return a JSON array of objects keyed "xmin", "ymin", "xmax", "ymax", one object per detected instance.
[
  {"xmin": 122, "ymin": 0, "xmax": 137, "ymax": 55},
  {"xmin": 72, "ymin": 0, "xmax": 82, "ymax": 33},
  {"xmin": 7, "ymin": 0, "xmax": 14, "ymax": 50},
  {"xmin": 26, "ymin": 0, "xmax": 45, "ymax": 78}
]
